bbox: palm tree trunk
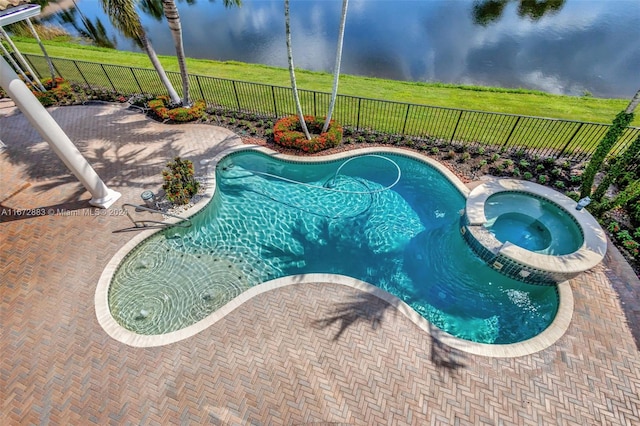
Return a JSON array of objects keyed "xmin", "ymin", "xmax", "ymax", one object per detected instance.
[
  {"xmin": 100, "ymin": 0, "xmax": 181, "ymax": 104},
  {"xmin": 139, "ymin": 32, "xmax": 181, "ymax": 104},
  {"xmin": 25, "ymin": 18, "xmax": 56, "ymax": 82},
  {"xmin": 625, "ymin": 87, "xmax": 640, "ymax": 114},
  {"xmin": 322, "ymin": 0, "xmax": 348, "ymax": 133},
  {"xmin": 285, "ymin": 0, "xmax": 310, "ymax": 140},
  {"xmin": 162, "ymin": 0, "xmax": 190, "ymax": 106}
]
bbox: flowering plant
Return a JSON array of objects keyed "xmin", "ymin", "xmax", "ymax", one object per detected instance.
[
  {"xmin": 31, "ymin": 78, "xmax": 75, "ymax": 106},
  {"xmin": 148, "ymin": 96, "xmax": 206, "ymax": 123},
  {"xmin": 162, "ymin": 157, "xmax": 199, "ymax": 205},
  {"xmin": 273, "ymin": 115, "xmax": 343, "ymax": 153}
]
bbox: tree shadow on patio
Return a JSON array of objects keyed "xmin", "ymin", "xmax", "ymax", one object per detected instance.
[
  {"xmin": 0, "ymin": 104, "xmax": 242, "ymax": 207},
  {"xmin": 311, "ymin": 291, "xmax": 397, "ymax": 341},
  {"xmin": 427, "ymin": 323, "xmax": 467, "ymax": 376},
  {"xmin": 311, "ymin": 288, "xmax": 468, "ymax": 376}
]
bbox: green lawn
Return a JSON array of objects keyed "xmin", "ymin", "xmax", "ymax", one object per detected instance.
[{"xmin": 12, "ymin": 37, "xmax": 638, "ymax": 126}]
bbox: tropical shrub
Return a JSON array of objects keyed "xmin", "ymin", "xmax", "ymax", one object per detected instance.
[
  {"xmin": 605, "ymin": 221, "xmax": 639, "ymax": 259},
  {"xmin": 162, "ymin": 157, "xmax": 199, "ymax": 205},
  {"xmin": 31, "ymin": 78, "xmax": 77, "ymax": 106},
  {"xmin": 129, "ymin": 93, "xmax": 156, "ymax": 108},
  {"xmin": 148, "ymin": 96, "xmax": 206, "ymax": 123},
  {"xmin": 273, "ymin": 115, "xmax": 343, "ymax": 153}
]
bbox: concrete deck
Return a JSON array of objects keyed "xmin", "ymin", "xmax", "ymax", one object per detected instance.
[{"xmin": 1, "ymin": 102, "xmax": 639, "ymax": 424}]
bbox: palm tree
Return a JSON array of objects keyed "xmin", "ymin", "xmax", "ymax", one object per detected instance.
[
  {"xmin": 58, "ymin": 1, "xmax": 116, "ymax": 49},
  {"xmin": 100, "ymin": 0, "xmax": 181, "ymax": 104},
  {"xmin": 160, "ymin": 0, "xmax": 241, "ymax": 107},
  {"xmin": 160, "ymin": 0, "xmax": 190, "ymax": 106},
  {"xmin": 138, "ymin": 0, "xmax": 165, "ymax": 21},
  {"xmin": 322, "ymin": 0, "xmax": 348, "ymax": 133},
  {"xmin": 284, "ymin": 0, "xmax": 310, "ymax": 139}
]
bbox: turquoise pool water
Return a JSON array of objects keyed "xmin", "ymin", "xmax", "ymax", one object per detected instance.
[
  {"xmin": 109, "ymin": 151, "xmax": 559, "ymax": 343},
  {"xmin": 485, "ymin": 192, "xmax": 583, "ymax": 255}
]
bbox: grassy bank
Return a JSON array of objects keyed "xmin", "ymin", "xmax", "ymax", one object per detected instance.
[{"xmin": 12, "ymin": 37, "xmax": 638, "ymax": 126}]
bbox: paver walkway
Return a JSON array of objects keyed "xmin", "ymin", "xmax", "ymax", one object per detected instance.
[{"xmin": 1, "ymin": 103, "xmax": 639, "ymax": 424}]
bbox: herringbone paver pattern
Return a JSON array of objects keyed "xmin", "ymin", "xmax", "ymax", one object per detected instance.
[{"xmin": 1, "ymin": 103, "xmax": 639, "ymax": 425}]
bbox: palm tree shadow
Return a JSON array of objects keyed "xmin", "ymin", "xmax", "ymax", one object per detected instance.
[
  {"xmin": 1, "ymin": 104, "xmax": 242, "ymax": 206},
  {"xmin": 428, "ymin": 323, "xmax": 467, "ymax": 375},
  {"xmin": 312, "ymin": 292, "xmax": 396, "ymax": 341}
]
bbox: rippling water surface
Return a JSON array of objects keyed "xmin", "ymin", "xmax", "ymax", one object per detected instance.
[
  {"xmin": 109, "ymin": 152, "xmax": 559, "ymax": 343},
  {"xmin": 46, "ymin": 0, "xmax": 640, "ymax": 98}
]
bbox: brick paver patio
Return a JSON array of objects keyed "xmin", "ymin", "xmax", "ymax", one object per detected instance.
[{"xmin": 1, "ymin": 102, "xmax": 639, "ymax": 424}]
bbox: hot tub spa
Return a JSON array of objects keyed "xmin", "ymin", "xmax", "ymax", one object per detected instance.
[{"xmin": 462, "ymin": 179, "xmax": 607, "ymax": 285}]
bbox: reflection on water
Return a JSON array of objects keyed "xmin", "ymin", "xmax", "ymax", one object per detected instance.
[{"xmin": 40, "ymin": 0, "xmax": 640, "ymax": 98}]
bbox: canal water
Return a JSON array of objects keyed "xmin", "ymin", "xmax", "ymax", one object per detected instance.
[{"xmin": 39, "ymin": 0, "xmax": 640, "ymax": 99}]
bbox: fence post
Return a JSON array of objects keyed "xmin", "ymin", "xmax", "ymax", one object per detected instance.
[
  {"xmin": 356, "ymin": 98, "xmax": 362, "ymax": 131},
  {"xmin": 271, "ymin": 86, "xmax": 278, "ymax": 117},
  {"xmin": 313, "ymin": 92, "xmax": 317, "ymax": 117},
  {"xmin": 402, "ymin": 104, "xmax": 411, "ymax": 135},
  {"xmin": 130, "ymin": 68, "xmax": 143, "ymax": 93},
  {"xmin": 232, "ymin": 80, "xmax": 241, "ymax": 110},
  {"xmin": 450, "ymin": 110, "xmax": 464, "ymax": 142},
  {"xmin": 73, "ymin": 61, "xmax": 90, "ymax": 89},
  {"xmin": 502, "ymin": 116, "xmax": 521, "ymax": 147},
  {"xmin": 558, "ymin": 123, "xmax": 584, "ymax": 157},
  {"xmin": 195, "ymin": 75, "xmax": 205, "ymax": 101},
  {"xmin": 100, "ymin": 64, "xmax": 116, "ymax": 91}
]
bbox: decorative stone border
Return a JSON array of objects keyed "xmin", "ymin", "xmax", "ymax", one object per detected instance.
[{"xmin": 95, "ymin": 147, "xmax": 574, "ymax": 357}]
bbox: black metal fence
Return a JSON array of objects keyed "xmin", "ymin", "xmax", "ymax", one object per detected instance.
[{"xmin": 24, "ymin": 54, "xmax": 640, "ymax": 163}]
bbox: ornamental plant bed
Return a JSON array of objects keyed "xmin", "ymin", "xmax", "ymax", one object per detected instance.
[
  {"xmin": 148, "ymin": 96, "xmax": 206, "ymax": 123},
  {"xmin": 273, "ymin": 115, "xmax": 343, "ymax": 153}
]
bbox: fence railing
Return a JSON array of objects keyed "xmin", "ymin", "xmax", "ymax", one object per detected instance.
[{"xmin": 24, "ymin": 54, "xmax": 640, "ymax": 164}]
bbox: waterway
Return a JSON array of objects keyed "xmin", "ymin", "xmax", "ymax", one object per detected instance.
[{"xmin": 40, "ymin": 0, "xmax": 640, "ymax": 99}]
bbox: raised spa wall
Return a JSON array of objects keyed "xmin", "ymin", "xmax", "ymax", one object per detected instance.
[{"xmin": 461, "ymin": 179, "xmax": 607, "ymax": 285}]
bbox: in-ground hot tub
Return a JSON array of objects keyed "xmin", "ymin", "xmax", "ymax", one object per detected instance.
[{"xmin": 462, "ymin": 179, "xmax": 607, "ymax": 285}]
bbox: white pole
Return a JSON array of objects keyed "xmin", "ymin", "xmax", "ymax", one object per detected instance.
[
  {"xmin": 0, "ymin": 26, "xmax": 46, "ymax": 92},
  {"xmin": 0, "ymin": 55, "xmax": 120, "ymax": 208},
  {"xmin": 0, "ymin": 34, "xmax": 34, "ymax": 86}
]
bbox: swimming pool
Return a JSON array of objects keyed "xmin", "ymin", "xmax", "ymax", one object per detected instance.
[{"xmin": 105, "ymin": 149, "xmax": 561, "ymax": 346}]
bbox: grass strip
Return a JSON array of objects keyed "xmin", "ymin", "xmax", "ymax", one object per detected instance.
[{"xmin": 12, "ymin": 37, "xmax": 638, "ymax": 126}]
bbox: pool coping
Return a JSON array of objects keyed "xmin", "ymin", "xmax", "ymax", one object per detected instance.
[
  {"xmin": 465, "ymin": 179, "xmax": 607, "ymax": 274},
  {"xmin": 95, "ymin": 146, "xmax": 573, "ymax": 357}
]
